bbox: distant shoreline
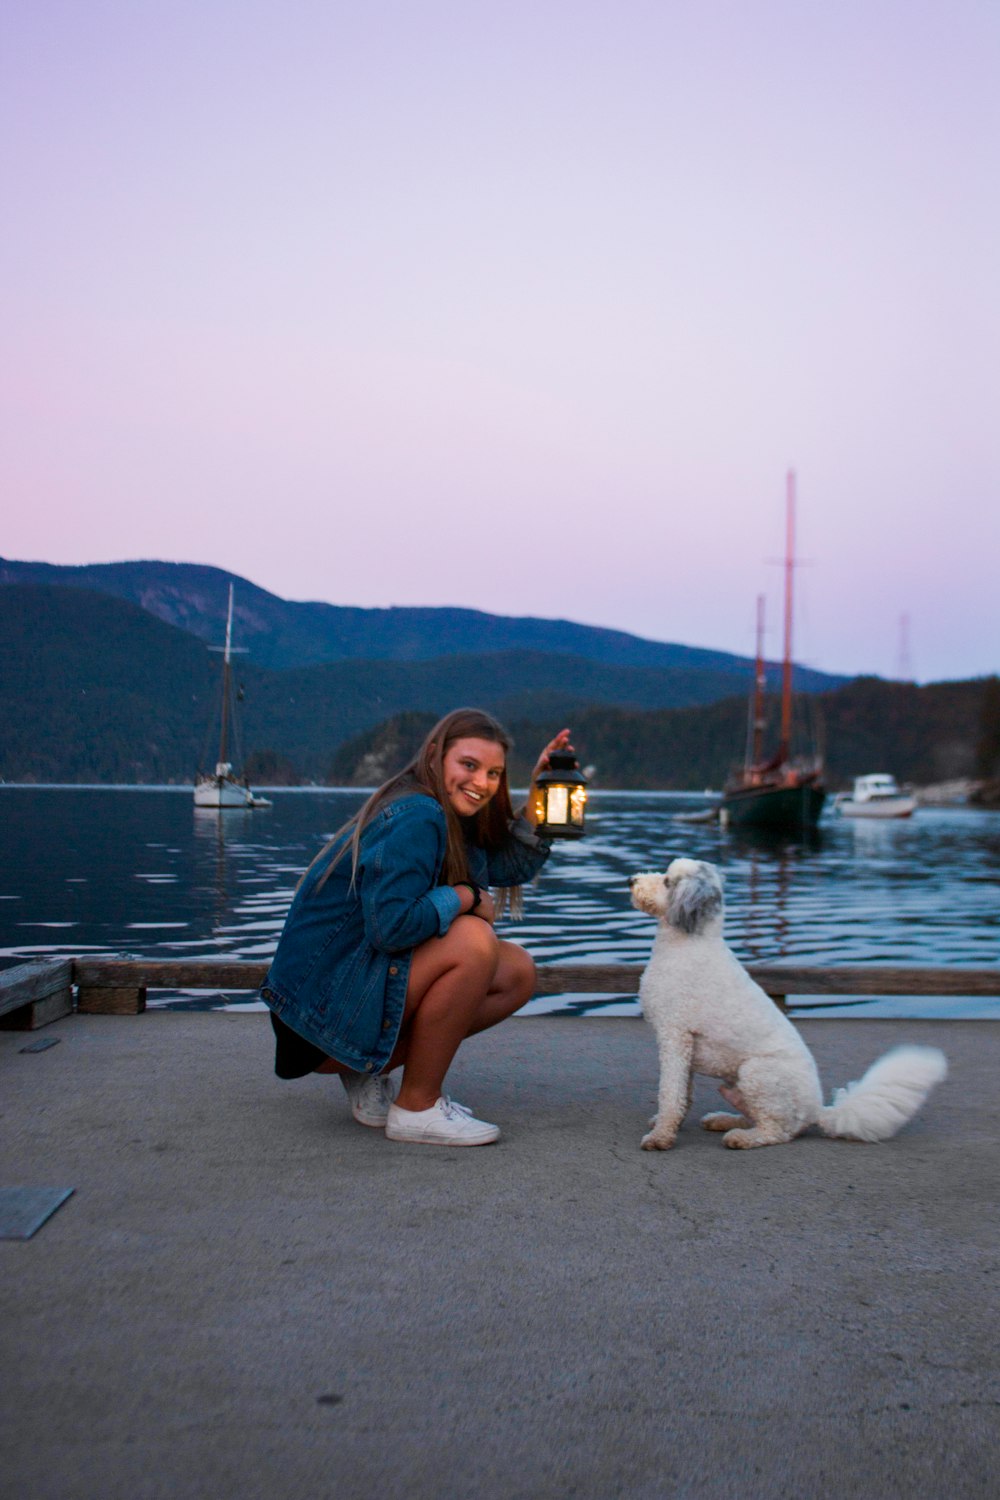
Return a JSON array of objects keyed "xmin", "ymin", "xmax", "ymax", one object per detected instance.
[
  {"xmin": 0, "ymin": 781, "xmax": 994, "ymax": 806},
  {"xmin": 0, "ymin": 782, "xmax": 718, "ymax": 799}
]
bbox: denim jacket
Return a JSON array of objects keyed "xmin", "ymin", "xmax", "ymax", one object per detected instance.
[{"xmin": 260, "ymin": 793, "xmax": 550, "ymax": 1073}]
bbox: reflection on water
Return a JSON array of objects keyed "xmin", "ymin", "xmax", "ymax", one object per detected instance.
[{"xmin": 1, "ymin": 787, "xmax": 998, "ymax": 1018}]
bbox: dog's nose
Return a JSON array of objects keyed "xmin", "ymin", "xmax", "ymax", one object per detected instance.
[{"xmin": 628, "ymin": 875, "xmax": 637, "ymax": 887}]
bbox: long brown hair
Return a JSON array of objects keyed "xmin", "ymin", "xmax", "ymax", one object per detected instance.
[{"xmin": 309, "ymin": 708, "xmax": 523, "ymax": 913}]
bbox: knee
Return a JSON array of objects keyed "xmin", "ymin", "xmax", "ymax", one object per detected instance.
[
  {"xmin": 502, "ymin": 942, "xmax": 536, "ymax": 1001},
  {"xmin": 448, "ymin": 914, "xmax": 500, "ymax": 972},
  {"xmin": 514, "ymin": 945, "xmax": 536, "ymax": 990}
]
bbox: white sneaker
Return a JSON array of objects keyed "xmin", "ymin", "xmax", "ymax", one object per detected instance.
[
  {"xmin": 340, "ymin": 1069, "xmax": 398, "ymax": 1127},
  {"xmin": 385, "ymin": 1096, "xmax": 500, "ymax": 1146}
]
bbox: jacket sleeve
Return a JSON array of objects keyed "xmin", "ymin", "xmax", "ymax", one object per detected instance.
[
  {"xmin": 484, "ymin": 815, "xmax": 552, "ymax": 887},
  {"xmin": 358, "ymin": 799, "xmax": 463, "ymax": 953}
]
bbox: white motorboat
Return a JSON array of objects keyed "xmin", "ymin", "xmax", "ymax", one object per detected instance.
[
  {"xmin": 833, "ymin": 774, "xmax": 916, "ymax": 819},
  {"xmin": 194, "ymin": 584, "xmax": 272, "ymax": 810}
]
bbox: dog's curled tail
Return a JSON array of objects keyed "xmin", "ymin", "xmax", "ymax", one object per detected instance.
[{"xmin": 818, "ymin": 1045, "xmax": 948, "ymax": 1142}]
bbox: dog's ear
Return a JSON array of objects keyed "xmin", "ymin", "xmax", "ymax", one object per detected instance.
[{"xmin": 667, "ymin": 862, "xmax": 724, "ymax": 933}]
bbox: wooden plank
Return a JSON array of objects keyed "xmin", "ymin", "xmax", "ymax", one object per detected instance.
[
  {"xmin": 0, "ymin": 959, "xmax": 74, "ymax": 1018},
  {"xmin": 61, "ymin": 956, "xmax": 1000, "ymax": 1003},
  {"xmin": 534, "ymin": 964, "xmax": 644, "ymax": 995},
  {"xmin": 0, "ymin": 988, "xmax": 73, "ymax": 1031},
  {"xmin": 747, "ymin": 964, "xmax": 1000, "ymax": 997},
  {"xmin": 73, "ymin": 959, "xmax": 270, "ymax": 990},
  {"xmin": 76, "ymin": 986, "xmax": 147, "ymax": 1015},
  {"xmin": 534, "ymin": 962, "xmax": 1000, "ymax": 998}
]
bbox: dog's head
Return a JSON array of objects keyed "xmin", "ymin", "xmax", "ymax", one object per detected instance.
[{"xmin": 629, "ymin": 858, "xmax": 725, "ymax": 933}]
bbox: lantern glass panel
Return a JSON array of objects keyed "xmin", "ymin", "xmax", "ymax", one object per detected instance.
[{"xmin": 546, "ymin": 786, "xmax": 569, "ymax": 824}]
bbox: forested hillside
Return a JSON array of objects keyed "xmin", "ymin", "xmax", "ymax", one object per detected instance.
[
  {"xmin": 2, "ymin": 583, "xmax": 992, "ymax": 788},
  {"xmin": 331, "ymin": 682, "xmax": 993, "ymax": 792},
  {"xmin": 0, "ymin": 584, "xmax": 829, "ymax": 782}
]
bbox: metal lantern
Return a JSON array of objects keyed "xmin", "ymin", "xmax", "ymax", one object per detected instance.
[{"xmin": 532, "ymin": 750, "xmax": 588, "ymax": 839}]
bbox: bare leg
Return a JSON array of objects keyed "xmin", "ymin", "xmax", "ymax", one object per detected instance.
[
  {"xmin": 454, "ymin": 939, "xmax": 536, "ymax": 1037},
  {"xmin": 382, "ymin": 937, "xmax": 533, "ymax": 1071},
  {"xmin": 394, "ymin": 918, "xmax": 533, "ymax": 1112},
  {"xmin": 313, "ymin": 927, "xmax": 534, "ymax": 1097}
]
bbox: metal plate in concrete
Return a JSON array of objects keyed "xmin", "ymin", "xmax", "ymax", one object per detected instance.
[{"xmin": 0, "ymin": 1187, "xmax": 74, "ymax": 1239}]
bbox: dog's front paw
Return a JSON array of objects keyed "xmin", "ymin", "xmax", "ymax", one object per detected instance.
[{"xmin": 640, "ymin": 1129, "xmax": 676, "ymax": 1151}]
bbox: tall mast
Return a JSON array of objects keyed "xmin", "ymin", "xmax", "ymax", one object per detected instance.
[
  {"xmin": 779, "ymin": 470, "xmax": 795, "ymax": 762},
  {"xmin": 218, "ymin": 584, "xmax": 234, "ymax": 766},
  {"xmin": 754, "ymin": 593, "xmax": 767, "ymax": 765},
  {"xmin": 746, "ymin": 593, "xmax": 767, "ymax": 769}
]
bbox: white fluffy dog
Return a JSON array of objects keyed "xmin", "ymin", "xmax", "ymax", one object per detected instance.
[{"xmin": 630, "ymin": 858, "xmax": 948, "ymax": 1151}]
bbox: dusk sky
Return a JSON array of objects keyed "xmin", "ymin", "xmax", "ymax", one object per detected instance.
[{"xmin": 2, "ymin": 1, "xmax": 997, "ymax": 683}]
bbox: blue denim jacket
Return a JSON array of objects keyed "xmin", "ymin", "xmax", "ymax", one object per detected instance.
[{"xmin": 260, "ymin": 793, "xmax": 550, "ymax": 1073}]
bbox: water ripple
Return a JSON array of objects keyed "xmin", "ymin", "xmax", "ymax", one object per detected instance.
[{"xmin": 1, "ymin": 787, "xmax": 997, "ymax": 1017}]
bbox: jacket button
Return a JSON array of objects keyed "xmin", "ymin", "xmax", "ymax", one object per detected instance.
[
  {"xmin": 383, "ymin": 1019, "xmax": 392, "ymax": 1030},
  {"xmin": 388, "ymin": 965, "xmax": 398, "ymax": 976}
]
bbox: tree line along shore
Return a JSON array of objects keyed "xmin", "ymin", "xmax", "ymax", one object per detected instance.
[{"xmin": 1, "ymin": 579, "xmax": 998, "ymax": 798}]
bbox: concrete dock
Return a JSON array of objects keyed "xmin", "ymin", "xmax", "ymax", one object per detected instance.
[{"xmin": 2, "ymin": 1012, "xmax": 997, "ymax": 1499}]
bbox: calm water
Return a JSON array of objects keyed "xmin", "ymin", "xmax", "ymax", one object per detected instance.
[{"xmin": 2, "ymin": 786, "xmax": 998, "ymax": 1018}]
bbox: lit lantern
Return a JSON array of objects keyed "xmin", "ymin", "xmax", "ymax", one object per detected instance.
[{"xmin": 532, "ymin": 750, "xmax": 589, "ymax": 839}]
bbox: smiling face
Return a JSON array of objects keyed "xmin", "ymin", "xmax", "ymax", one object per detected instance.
[{"xmin": 441, "ymin": 736, "xmax": 507, "ymax": 818}]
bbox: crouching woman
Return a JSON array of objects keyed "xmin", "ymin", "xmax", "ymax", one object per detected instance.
[{"xmin": 260, "ymin": 708, "xmax": 571, "ymax": 1146}]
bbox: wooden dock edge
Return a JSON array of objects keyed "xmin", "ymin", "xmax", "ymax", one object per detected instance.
[
  {"xmin": 3, "ymin": 958, "xmax": 999, "ymax": 1024},
  {"xmin": 0, "ymin": 958, "xmax": 74, "ymax": 1030}
]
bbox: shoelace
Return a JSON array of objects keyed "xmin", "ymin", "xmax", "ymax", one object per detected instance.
[
  {"xmin": 440, "ymin": 1095, "xmax": 472, "ymax": 1118},
  {"xmin": 369, "ymin": 1075, "xmax": 396, "ymax": 1106}
]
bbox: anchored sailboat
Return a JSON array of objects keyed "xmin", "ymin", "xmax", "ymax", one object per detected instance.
[
  {"xmin": 194, "ymin": 584, "xmax": 271, "ymax": 809},
  {"xmin": 721, "ymin": 473, "xmax": 825, "ymax": 832}
]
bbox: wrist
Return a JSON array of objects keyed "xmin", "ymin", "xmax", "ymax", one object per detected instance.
[{"xmin": 455, "ymin": 880, "xmax": 482, "ymax": 911}]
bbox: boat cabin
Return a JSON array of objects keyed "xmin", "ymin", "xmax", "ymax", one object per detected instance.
[{"xmin": 851, "ymin": 774, "xmax": 903, "ymax": 801}]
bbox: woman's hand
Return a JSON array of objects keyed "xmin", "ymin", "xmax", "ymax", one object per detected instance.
[
  {"xmin": 529, "ymin": 728, "xmax": 572, "ymax": 784},
  {"xmin": 452, "ymin": 883, "xmax": 496, "ymax": 924},
  {"xmin": 525, "ymin": 728, "xmax": 573, "ymax": 824},
  {"xmin": 474, "ymin": 889, "xmax": 496, "ymax": 925}
]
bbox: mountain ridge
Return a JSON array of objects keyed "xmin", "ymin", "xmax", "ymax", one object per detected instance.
[
  {"xmin": 0, "ymin": 583, "xmax": 827, "ymax": 781},
  {"xmin": 1, "ymin": 583, "xmax": 993, "ymax": 789},
  {"xmin": 0, "ymin": 556, "xmax": 844, "ymax": 689}
]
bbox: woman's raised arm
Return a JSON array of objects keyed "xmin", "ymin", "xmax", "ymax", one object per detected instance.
[{"xmin": 522, "ymin": 727, "xmax": 573, "ymax": 826}]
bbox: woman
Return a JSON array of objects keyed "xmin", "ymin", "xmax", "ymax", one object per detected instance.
[{"xmin": 260, "ymin": 708, "xmax": 571, "ymax": 1146}]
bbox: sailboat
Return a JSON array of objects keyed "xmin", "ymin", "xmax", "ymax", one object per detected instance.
[
  {"xmin": 193, "ymin": 584, "xmax": 272, "ymax": 809},
  {"xmin": 720, "ymin": 472, "xmax": 826, "ymax": 832}
]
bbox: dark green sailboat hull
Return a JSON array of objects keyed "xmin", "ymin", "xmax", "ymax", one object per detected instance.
[{"xmin": 722, "ymin": 782, "xmax": 826, "ymax": 831}]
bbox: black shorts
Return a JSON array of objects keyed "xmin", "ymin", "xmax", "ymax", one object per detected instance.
[{"xmin": 270, "ymin": 1010, "xmax": 329, "ymax": 1079}]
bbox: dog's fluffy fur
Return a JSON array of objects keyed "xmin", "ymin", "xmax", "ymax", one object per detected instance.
[{"xmin": 630, "ymin": 858, "xmax": 948, "ymax": 1151}]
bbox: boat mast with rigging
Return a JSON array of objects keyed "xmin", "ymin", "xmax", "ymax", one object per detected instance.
[
  {"xmin": 193, "ymin": 584, "xmax": 271, "ymax": 810},
  {"xmin": 721, "ymin": 471, "xmax": 825, "ymax": 831}
]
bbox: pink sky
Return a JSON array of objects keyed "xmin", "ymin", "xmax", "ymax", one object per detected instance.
[{"xmin": 2, "ymin": 1, "xmax": 997, "ymax": 682}]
